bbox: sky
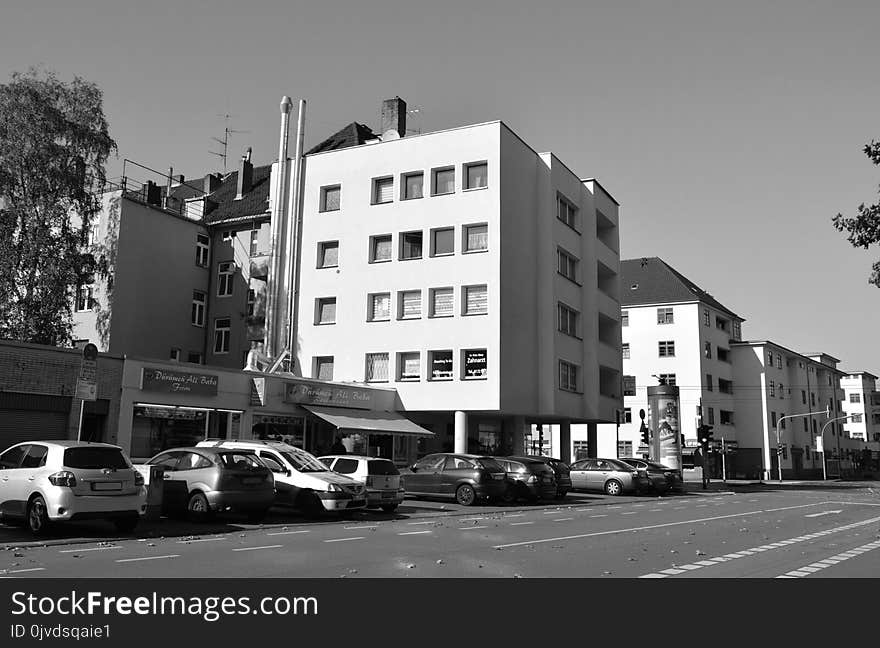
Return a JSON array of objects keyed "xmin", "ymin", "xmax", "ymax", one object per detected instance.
[{"xmin": 2, "ymin": 0, "xmax": 879, "ymax": 373}]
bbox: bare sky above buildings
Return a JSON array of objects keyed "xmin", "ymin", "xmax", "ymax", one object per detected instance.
[{"xmin": 3, "ymin": 0, "xmax": 879, "ymax": 374}]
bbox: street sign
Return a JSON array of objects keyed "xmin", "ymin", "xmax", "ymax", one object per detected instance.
[
  {"xmin": 74, "ymin": 343, "xmax": 98, "ymax": 401},
  {"xmin": 815, "ymin": 436, "xmax": 823, "ymax": 453}
]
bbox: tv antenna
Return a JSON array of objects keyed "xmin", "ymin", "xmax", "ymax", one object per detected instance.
[{"xmin": 210, "ymin": 113, "xmax": 250, "ymax": 172}]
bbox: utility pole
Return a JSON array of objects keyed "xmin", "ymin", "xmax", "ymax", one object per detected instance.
[{"xmin": 775, "ymin": 406, "xmax": 830, "ymax": 482}]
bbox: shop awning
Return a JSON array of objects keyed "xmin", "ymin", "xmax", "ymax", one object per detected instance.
[{"xmin": 302, "ymin": 406, "xmax": 434, "ymax": 437}]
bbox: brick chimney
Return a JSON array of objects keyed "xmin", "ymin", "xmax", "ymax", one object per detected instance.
[
  {"xmin": 236, "ymin": 147, "xmax": 253, "ymax": 200},
  {"xmin": 204, "ymin": 173, "xmax": 222, "ymax": 194},
  {"xmin": 381, "ymin": 97, "xmax": 406, "ymax": 139}
]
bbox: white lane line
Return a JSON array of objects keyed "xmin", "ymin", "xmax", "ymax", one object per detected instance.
[
  {"xmin": 407, "ymin": 521, "xmax": 437, "ymax": 525},
  {"xmin": 674, "ymin": 507, "xmax": 685, "ymax": 510},
  {"xmin": 510, "ymin": 521, "xmax": 534, "ymax": 526},
  {"xmin": 324, "ymin": 537, "xmax": 365, "ymax": 543},
  {"xmin": 554, "ymin": 518, "xmax": 574, "ymax": 522},
  {"xmin": 267, "ymin": 530, "xmax": 311, "ymax": 536},
  {"xmin": 575, "ymin": 508, "xmax": 593, "ymax": 512},
  {"xmin": 60, "ymin": 546, "xmax": 121, "ymax": 553},
  {"xmin": 621, "ymin": 512, "xmax": 638, "ymax": 516},
  {"xmin": 543, "ymin": 511, "xmax": 562, "ymax": 514},
  {"xmin": 607, "ymin": 506, "xmax": 622, "ymax": 509},
  {"xmin": 116, "ymin": 555, "xmax": 180, "ymax": 563},
  {"xmin": 344, "ymin": 526, "xmax": 377, "ymax": 530},
  {"xmin": 9, "ymin": 567, "xmax": 46, "ymax": 574},
  {"xmin": 462, "ymin": 526, "xmax": 488, "ymax": 530},
  {"xmin": 695, "ymin": 505, "xmax": 708, "ymax": 508},
  {"xmin": 398, "ymin": 530, "xmax": 432, "ymax": 536},
  {"xmin": 232, "ymin": 544, "xmax": 283, "ymax": 552},
  {"xmin": 776, "ymin": 542, "xmax": 880, "ymax": 579},
  {"xmin": 177, "ymin": 537, "xmax": 226, "ymax": 544},
  {"xmin": 650, "ymin": 509, "xmax": 663, "ymax": 512},
  {"xmin": 590, "ymin": 514, "xmax": 608, "ymax": 518},
  {"xmin": 632, "ymin": 504, "xmax": 645, "ymax": 507},
  {"xmin": 461, "ymin": 517, "xmax": 485, "ymax": 522},
  {"xmin": 505, "ymin": 514, "xmax": 526, "ymax": 518}
]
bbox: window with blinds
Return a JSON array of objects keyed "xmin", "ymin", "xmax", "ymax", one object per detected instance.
[
  {"xmin": 398, "ymin": 352, "xmax": 420, "ymax": 381},
  {"xmin": 373, "ymin": 177, "xmax": 393, "ymax": 204},
  {"xmin": 315, "ymin": 357, "xmax": 334, "ymax": 381},
  {"xmin": 370, "ymin": 235, "xmax": 392, "ymax": 262},
  {"xmin": 432, "ymin": 167, "xmax": 454, "ymax": 195},
  {"xmin": 365, "ymin": 353, "xmax": 389, "ymax": 382},
  {"xmin": 369, "ymin": 293, "xmax": 390, "ymax": 321},
  {"xmin": 430, "ymin": 287, "xmax": 454, "ymax": 317},
  {"xmin": 400, "ymin": 231, "xmax": 423, "ymax": 260},
  {"xmin": 317, "ymin": 297, "xmax": 336, "ymax": 324},
  {"xmin": 399, "ymin": 290, "xmax": 421, "ymax": 319},
  {"xmin": 464, "ymin": 224, "xmax": 488, "ymax": 252},
  {"xmin": 464, "ymin": 285, "xmax": 487, "ymax": 315}
]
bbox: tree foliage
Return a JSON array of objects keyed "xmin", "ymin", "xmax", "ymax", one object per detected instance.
[
  {"xmin": 0, "ymin": 68, "xmax": 116, "ymax": 345},
  {"xmin": 832, "ymin": 140, "xmax": 880, "ymax": 287}
]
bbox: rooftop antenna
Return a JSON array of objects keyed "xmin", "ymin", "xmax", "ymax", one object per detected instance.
[
  {"xmin": 405, "ymin": 106, "xmax": 422, "ymax": 135},
  {"xmin": 210, "ymin": 112, "xmax": 250, "ymax": 173}
]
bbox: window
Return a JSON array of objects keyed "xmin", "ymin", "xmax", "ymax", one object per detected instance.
[
  {"xmin": 805, "ymin": 445, "xmax": 810, "ymax": 460},
  {"xmin": 720, "ymin": 410, "xmax": 733, "ymax": 425},
  {"xmin": 464, "ymin": 223, "xmax": 488, "ymax": 253},
  {"xmin": 717, "ymin": 347, "xmax": 730, "ymax": 362},
  {"xmin": 400, "ymin": 231, "xmax": 423, "ymax": 260},
  {"xmin": 573, "ymin": 440, "xmax": 590, "ymax": 461},
  {"xmin": 196, "ymin": 234, "xmax": 210, "ymax": 267},
  {"xmin": 718, "ymin": 378, "xmax": 733, "ymax": 394},
  {"xmin": 403, "ymin": 172, "xmax": 423, "ymax": 200},
  {"xmin": 776, "ymin": 354, "xmax": 782, "ymax": 369},
  {"xmin": 617, "ymin": 440, "xmax": 633, "ymax": 457},
  {"xmin": 191, "ymin": 291, "xmax": 206, "ymax": 327},
  {"xmin": 716, "ymin": 317, "xmax": 729, "ymax": 332},
  {"xmin": 398, "ymin": 352, "xmax": 420, "ymax": 381},
  {"xmin": 170, "ymin": 348, "xmax": 180, "ymax": 361},
  {"xmin": 801, "ymin": 390, "xmax": 807, "ymax": 404},
  {"xmin": 703, "ymin": 309, "xmax": 710, "ymax": 326},
  {"xmin": 622, "ymin": 408, "xmax": 633, "ymax": 424},
  {"xmin": 464, "ymin": 162, "xmax": 487, "ymax": 189},
  {"xmin": 708, "ymin": 407, "xmax": 715, "ymax": 425},
  {"xmin": 432, "ymin": 167, "xmax": 455, "ymax": 195},
  {"xmin": 704, "ymin": 342, "xmax": 712, "ymax": 359},
  {"xmin": 464, "ymin": 285, "xmax": 488, "ymax": 316},
  {"xmin": 658, "ymin": 341, "xmax": 675, "ymax": 357},
  {"xmin": 318, "ymin": 241, "xmax": 338, "ymax": 268},
  {"xmin": 850, "ymin": 393, "xmax": 861, "ymax": 403},
  {"xmin": 559, "ymin": 360, "xmax": 579, "ymax": 392},
  {"xmin": 370, "ymin": 234, "xmax": 392, "ymax": 263},
  {"xmin": 811, "ymin": 392, "xmax": 816, "ymax": 407},
  {"xmin": 811, "ymin": 419, "xmax": 817, "ymax": 434},
  {"xmin": 246, "ymin": 289, "xmax": 256, "ymax": 317},
  {"xmin": 623, "ymin": 375, "xmax": 636, "ymax": 396},
  {"xmin": 373, "ymin": 176, "xmax": 393, "ymax": 204},
  {"xmin": 430, "ymin": 287, "xmax": 454, "ymax": 317},
  {"xmin": 75, "ymin": 285, "xmax": 94, "ymax": 312},
  {"xmin": 429, "ymin": 350, "xmax": 453, "ymax": 381},
  {"xmin": 187, "ymin": 352, "xmax": 202, "ymax": 364},
  {"xmin": 249, "ymin": 229, "xmax": 259, "ymax": 256},
  {"xmin": 314, "ymin": 356, "xmax": 334, "ymax": 381},
  {"xmin": 852, "ymin": 414, "xmax": 864, "ymax": 423},
  {"xmin": 771, "ymin": 412, "xmax": 777, "ymax": 428},
  {"xmin": 431, "ymin": 227, "xmax": 454, "ymax": 256},
  {"xmin": 621, "ymin": 310, "xmax": 629, "ymax": 327},
  {"xmin": 399, "ymin": 290, "xmax": 421, "ymax": 319},
  {"xmin": 316, "ymin": 297, "xmax": 336, "ymax": 325},
  {"xmin": 463, "ymin": 349, "xmax": 487, "ymax": 380},
  {"xmin": 320, "ymin": 185, "xmax": 341, "ymax": 212},
  {"xmin": 706, "ymin": 374, "xmax": 713, "ymax": 391},
  {"xmin": 368, "ymin": 293, "xmax": 391, "ymax": 321},
  {"xmin": 365, "ymin": 353, "xmax": 389, "ymax": 382},
  {"xmin": 781, "ymin": 414, "xmax": 786, "ymax": 429},
  {"xmin": 218, "ymin": 262, "xmax": 234, "ymax": 297},
  {"xmin": 221, "ymin": 230, "xmax": 234, "ymax": 242},
  {"xmin": 622, "ymin": 343, "xmax": 630, "ymax": 359},
  {"xmin": 769, "ymin": 380, "xmax": 775, "ymax": 397},
  {"xmin": 732, "ymin": 321, "xmax": 741, "ymax": 340},
  {"xmin": 659, "ymin": 373, "xmax": 676, "ymax": 386},
  {"xmin": 213, "ymin": 318, "xmax": 231, "ymax": 354},
  {"xmin": 557, "ymin": 248, "xmax": 579, "ymax": 282},
  {"xmin": 803, "ymin": 419, "xmax": 808, "ymax": 432},
  {"xmin": 557, "ymin": 195, "xmax": 578, "ymax": 230},
  {"xmin": 767, "ymin": 350, "xmax": 773, "ymax": 364},
  {"xmin": 558, "ymin": 303, "xmax": 579, "ymax": 337},
  {"xmin": 657, "ymin": 307, "xmax": 674, "ymax": 324}
]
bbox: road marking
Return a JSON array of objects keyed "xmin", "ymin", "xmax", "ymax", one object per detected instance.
[
  {"xmin": 461, "ymin": 517, "xmax": 484, "ymax": 522},
  {"xmin": 324, "ymin": 537, "xmax": 365, "ymax": 543},
  {"xmin": 407, "ymin": 521, "xmax": 437, "ymax": 525},
  {"xmin": 8, "ymin": 568, "xmax": 46, "ymax": 574},
  {"xmin": 607, "ymin": 506, "xmax": 622, "ymax": 509},
  {"xmin": 116, "ymin": 555, "xmax": 179, "ymax": 563},
  {"xmin": 510, "ymin": 521, "xmax": 534, "ymax": 526},
  {"xmin": 777, "ymin": 539, "xmax": 880, "ymax": 578},
  {"xmin": 553, "ymin": 518, "xmax": 574, "ymax": 522},
  {"xmin": 575, "ymin": 508, "xmax": 593, "ymax": 512},
  {"xmin": 177, "ymin": 537, "xmax": 226, "ymax": 544},
  {"xmin": 638, "ymin": 514, "xmax": 880, "ymax": 578},
  {"xmin": 398, "ymin": 530, "xmax": 432, "ymax": 536},
  {"xmin": 267, "ymin": 530, "xmax": 311, "ymax": 536},
  {"xmin": 805, "ymin": 510, "xmax": 843, "ymax": 518},
  {"xmin": 492, "ymin": 503, "xmax": 829, "ymax": 550},
  {"xmin": 505, "ymin": 513, "xmax": 526, "ymax": 518},
  {"xmin": 650, "ymin": 509, "xmax": 662, "ymax": 512},
  {"xmin": 695, "ymin": 505, "xmax": 708, "ymax": 508},
  {"xmin": 343, "ymin": 526, "xmax": 377, "ymax": 530},
  {"xmin": 232, "ymin": 545, "xmax": 282, "ymax": 552},
  {"xmin": 621, "ymin": 512, "xmax": 637, "ymax": 515},
  {"xmin": 59, "ymin": 546, "xmax": 121, "ymax": 553},
  {"xmin": 544, "ymin": 510, "xmax": 562, "ymax": 514},
  {"xmin": 589, "ymin": 514, "xmax": 608, "ymax": 518},
  {"xmin": 462, "ymin": 526, "xmax": 488, "ymax": 530}
]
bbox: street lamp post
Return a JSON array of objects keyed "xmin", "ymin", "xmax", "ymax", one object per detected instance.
[
  {"xmin": 774, "ymin": 406, "xmax": 830, "ymax": 482},
  {"xmin": 819, "ymin": 414, "xmax": 858, "ymax": 481}
]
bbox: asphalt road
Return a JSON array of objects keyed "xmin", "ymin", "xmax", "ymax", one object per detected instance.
[{"xmin": 3, "ymin": 485, "xmax": 879, "ymax": 578}]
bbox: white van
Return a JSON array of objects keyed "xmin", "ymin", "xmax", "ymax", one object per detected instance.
[{"xmin": 196, "ymin": 440, "xmax": 366, "ymax": 516}]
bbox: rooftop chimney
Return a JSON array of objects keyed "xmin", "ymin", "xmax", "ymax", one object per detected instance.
[
  {"xmin": 171, "ymin": 174, "xmax": 185, "ymax": 186},
  {"xmin": 204, "ymin": 173, "xmax": 222, "ymax": 194},
  {"xmin": 380, "ymin": 97, "xmax": 406, "ymax": 139},
  {"xmin": 236, "ymin": 147, "xmax": 253, "ymax": 199}
]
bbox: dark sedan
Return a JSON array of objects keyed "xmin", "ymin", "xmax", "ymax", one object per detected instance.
[
  {"xmin": 525, "ymin": 455, "xmax": 572, "ymax": 499},
  {"xmin": 618, "ymin": 458, "xmax": 683, "ymax": 493},
  {"xmin": 401, "ymin": 453, "xmax": 508, "ymax": 506},
  {"xmin": 497, "ymin": 457, "xmax": 557, "ymax": 502}
]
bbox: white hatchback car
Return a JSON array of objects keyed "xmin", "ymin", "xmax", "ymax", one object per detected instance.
[
  {"xmin": 196, "ymin": 440, "xmax": 366, "ymax": 516},
  {"xmin": 0, "ymin": 441, "xmax": 147, "ymax": 536},
  {"xmin": 318, "ymin": 455, "xmax": 405, "ymax": 512}
]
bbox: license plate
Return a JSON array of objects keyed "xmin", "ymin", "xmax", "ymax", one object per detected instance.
[
  {"xmin": 92, "ymin": 482, "xmax": 121, "ymax": 491},
  {"xmin": 242, "ymin": 477, "xmax": 263, "ymax": 485}
]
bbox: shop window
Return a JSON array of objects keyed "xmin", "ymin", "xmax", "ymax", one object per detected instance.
[
  {"xmin": 463, "ymin": 349, "xmax": 487, "ymax": 380},
  {"xmin": 429, "ymin": 350, "xmax": 453, "ymax": 381}
]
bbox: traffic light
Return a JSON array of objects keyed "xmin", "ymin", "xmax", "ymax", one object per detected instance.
[
  {"xmin": 698, "ymin": 424, "xmax": 714, "ymax": 445},
  {"xmin": 640, "ymin": 423, "xmax": 649, "ymax": 446}
]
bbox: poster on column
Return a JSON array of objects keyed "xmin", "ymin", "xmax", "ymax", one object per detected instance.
[{"xmin": 647, "ymin": 385, "xmax": 682, "ymax": 470}]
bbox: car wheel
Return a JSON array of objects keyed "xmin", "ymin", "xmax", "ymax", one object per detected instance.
[
  {"xmin": 380, "ymin": 504, "xmax": 398, "ymax": 513},
  {"xmin": 500, "ymin": 484, "xmax": 516, "ymax": 504},
  {"xmin": 604, "ymin": 479, "xmax": 623, "ymax": 496},
  {"xmin": 26, "ymin": 496, "xmax": 51, "ymax": 536},
  {"xmin": 187, "ymin": 492, "xmax": 213, "ymax": 522},
  {"xmin": 455, "ymin": 484, "xmax": 477, "ymax": 506},
  {"xmin": 297, "ymin": 491, "xmax": 324, "ymax": 519},
  {"xmin": 113, "ymin": 516, "xmax": 139, "ymax": 533}
]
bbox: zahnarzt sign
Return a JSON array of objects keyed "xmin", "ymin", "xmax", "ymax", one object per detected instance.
[{"xmin": 141, "ymin": 368, "xmax": 219, "ymax": 395}]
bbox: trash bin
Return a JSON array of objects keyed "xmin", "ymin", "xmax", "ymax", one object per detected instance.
[{"xmin": 134, "ymin": 464, "xmax": 165, "ymax": 520}]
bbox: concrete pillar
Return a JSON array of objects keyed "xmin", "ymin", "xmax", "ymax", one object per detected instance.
[
  {"xmin": 512, "ymin": 416, "xmax": 526, "ymax": 455},
  {"xmin": 454, "ymin": 411, "xmax": 468, "ymax": 454},
  {"xmin": 559, "ymin": 421, "xmax": 571, "ymax": 463},
  {"xmin": 588, "ymin": 423, "xmax": 598, "ymax": 458}
]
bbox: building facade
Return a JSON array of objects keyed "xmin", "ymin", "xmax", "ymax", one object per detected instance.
[{"xmin": 841, "ymin": 372, "xmax": 880, "ymax": 444}]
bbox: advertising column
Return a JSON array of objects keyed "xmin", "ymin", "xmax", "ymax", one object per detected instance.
[{"xmin": 647, "ymin": 384, "xmax": 682, "ymax": 471}]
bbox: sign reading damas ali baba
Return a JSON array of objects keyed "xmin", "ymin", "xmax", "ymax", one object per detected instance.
[
  {"xmin": 284, "ymin": 382, "xmax": 373, "ymax": 410},
  {"xmin": 141, "ymin": 368, "xmax": 219, "ymax": 395}
]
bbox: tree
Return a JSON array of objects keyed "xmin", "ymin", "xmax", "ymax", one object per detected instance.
[
  {"xmin": 832, "ymin": 140, "xmax": 880, "ymax": 287},
  {"xmin": 0, "ymin": 68, "xmax": 116, "ymax": 346}
]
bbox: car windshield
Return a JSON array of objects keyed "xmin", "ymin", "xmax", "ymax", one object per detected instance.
[
  {"xmin": 63, "ymin": 447, "xmax": 129, "ymax": 470},
  {"xmin": 367, "ymin": 460, "xmax": 399, "ymax": 476},
  {"xmin": 476, "ymin": 458, "xmax": 504, "ymax": 472},
  {"xmin": 281, "ymin": 450, "xmax": 329, "ymax": 473},
  {"xmin": 217, "ymin": 452, "xmax": 263, "ymax": 471}
]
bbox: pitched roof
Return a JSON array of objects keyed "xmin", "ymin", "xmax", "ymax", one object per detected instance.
[
  {"xmin": 306, "ymin": 122, "xmax": 376, "ymax": 155},
  {"xmin": 621, "ymin": 257, "xmax": 742, "ymax": 319},
  {"xmin": 203, "ymin": 164, "xmax": 272, "ymax": 225}
]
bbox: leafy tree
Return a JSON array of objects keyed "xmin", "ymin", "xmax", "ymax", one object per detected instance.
[
  {"xmin": 833, "ymin": 140, "xmax": 880, "ymax": 287},
  {"xmin": 0, "ymin": 68, "xmax": 116, "ymax": 345}
]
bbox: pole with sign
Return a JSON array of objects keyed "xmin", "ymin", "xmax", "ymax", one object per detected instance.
[{"xmin": 74, "ymin": 344, "xmax": 99, "ymax": 441}]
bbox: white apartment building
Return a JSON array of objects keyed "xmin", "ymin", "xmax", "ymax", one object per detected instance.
[
  {"xmin": 841, "ymin": 372, "xmax": 880, "ymax": 445},
  {"xmin": 294, "ymin": 102, "xmax": 622, "ymax": 463}
]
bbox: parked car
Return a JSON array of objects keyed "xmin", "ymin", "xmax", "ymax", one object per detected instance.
[
  {"xmin": 318, "ymin": 455, "xmax": 405, "ymax": 512},
  {"xmin": 0, "ymin": 441, "xmax": 147, "ymax": 536},
  {"xmin": 146, "ymin": 446, "xmax": 275, "ymax": 522},
  {"xmin": 524, "ymin": 455, "xmax": 572, "ymax": 499},
  {"xmin": 197, "ymin": 440, "xmax": 366, "ymax": 516},
  {"xmin": 496, "ymin": 457, "xmax": 557, "ymax": 502},
  {"xmin": 568, "ymin": 457, "xmax": 650, "ymax": 495},
  {"xmin": 618, "ymin": 458, "xmax": 683, "ymax": 493},
  {"xmin": 400, "ymin": 453, "xmax": 508, "ymax": 506}
]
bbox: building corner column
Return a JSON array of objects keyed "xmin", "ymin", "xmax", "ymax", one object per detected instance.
[
  {"xmin": 559, "ymin": 421, "xmax": 571, "ymax": 463},
  {"xmin": 588, "ymin": 423, "xmax": 598, "ymax": 459},
  {"xmin": 454, "ymin": 411, "xmax": 468, "ymax": 454}
]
